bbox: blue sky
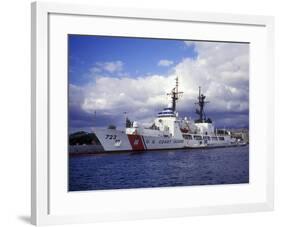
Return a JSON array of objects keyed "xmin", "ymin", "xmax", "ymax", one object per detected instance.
[
  {"xmin": 69, "ymin": 35, "xmax": 197, "ymax": 86},
  {"xmin": 68, "ymin": 35, "xmax": 249, "ymax": 133}
]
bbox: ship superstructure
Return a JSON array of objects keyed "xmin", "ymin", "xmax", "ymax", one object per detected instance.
[{"xmin": 93, "ymin": 77, "xmax": 246, "ymax": 152}]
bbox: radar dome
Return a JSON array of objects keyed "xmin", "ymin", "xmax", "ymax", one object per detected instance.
[
  {"xmin": 167, "ymin": 103, "xmax": 173, "ymax": 108},
  {"xmin": 133, "ymin": 121, "xmax": 139, "ymax": 128}
]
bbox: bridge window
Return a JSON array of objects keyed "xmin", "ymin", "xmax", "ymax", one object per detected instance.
[
  {"xmin": 194, "ymin": 135, "xmax": 203, "ymax": 140},
  {"xmin": 183, "ymin": 134, "xmax": 193, "ymax": 140}
]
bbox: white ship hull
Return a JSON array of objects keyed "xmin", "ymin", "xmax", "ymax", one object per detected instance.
[
  {"xmin": 93, "ymin": 128, "xmax": 185, "ymax": 151},
  {"xmin": 93, "ymin": 128, "xmax": 245, "ymax": 152}
]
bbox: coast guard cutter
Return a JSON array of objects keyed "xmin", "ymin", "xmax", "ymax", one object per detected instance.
[{"xmin": 93, "ymin": 77, "xmax": 245, "ymax": 152}]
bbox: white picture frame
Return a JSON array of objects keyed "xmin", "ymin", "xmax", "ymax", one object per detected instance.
[{"xmin": 31, "ymin": 1, "xmax": 274, "ymax": 225}]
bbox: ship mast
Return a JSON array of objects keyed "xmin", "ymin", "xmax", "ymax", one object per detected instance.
[
  {"xmin": 167, "ymin": 77, "xmax": 183, "ymax": 112},
  {"xmin": 195, "ymin": 87, "xmax": 210, "ymax": 123}
]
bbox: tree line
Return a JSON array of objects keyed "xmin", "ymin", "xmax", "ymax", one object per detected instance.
[{"xmin": 69, "ymin": 131, "xmax": 101, "ymax": 145}]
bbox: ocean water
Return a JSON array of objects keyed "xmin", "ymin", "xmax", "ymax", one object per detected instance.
[{"xmin": 69, "ymin": 146, "xmax": 249, "ymax": 191}]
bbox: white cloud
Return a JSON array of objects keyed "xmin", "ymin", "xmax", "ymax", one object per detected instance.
[
  {"xmin": 158, "ymin": 59, "xmax": 174, "ymax": 67},
  {"xmin": 175, "ymin": 41, "xmax": 249, "ymax": 113},
  {"xmin": 71, "ymin": 41, "xmax": 249, "ymax": 128},
  {"xmin": 90, "ymin": 67, "xmax": 102, "ymax": 73},
  {"xmin": 91, "ymin": 60, "xmax": 124, "ymax": 74},
  {"xmin": 69, "ymin": 84, "xmax": 84, "ymax": 108},
  {"xmin": 81, "ymin": 75, "xmax": 174, "ymax": 122}
]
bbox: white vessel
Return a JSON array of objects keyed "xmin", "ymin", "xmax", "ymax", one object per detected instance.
[{"xmin": 93, "ymin": 77, "xmax": 246, "ymax": 152}]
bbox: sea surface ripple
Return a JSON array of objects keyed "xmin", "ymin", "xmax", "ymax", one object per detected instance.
[{"xmin": 69, "ymin": 145, "xmax": 249, "ymax": 191}]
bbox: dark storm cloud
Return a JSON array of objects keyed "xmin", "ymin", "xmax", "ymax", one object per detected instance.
[{"xmin": 69, "ymin": 105, "xmax": 123, "ymax": 132}]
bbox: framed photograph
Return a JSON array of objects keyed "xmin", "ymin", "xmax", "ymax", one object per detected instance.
[{"xmin": 31, "ymin": 1, "xmax": 274, "ymax": 225}]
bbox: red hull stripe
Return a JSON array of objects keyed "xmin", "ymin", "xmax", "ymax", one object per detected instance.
[
  {"xmin": 141, "ymin": 136, "xmax": 147, "ymax": 150},
  {"xmin": 127, "ymin": 135, "xmax": 145, "ymax": 151}
]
